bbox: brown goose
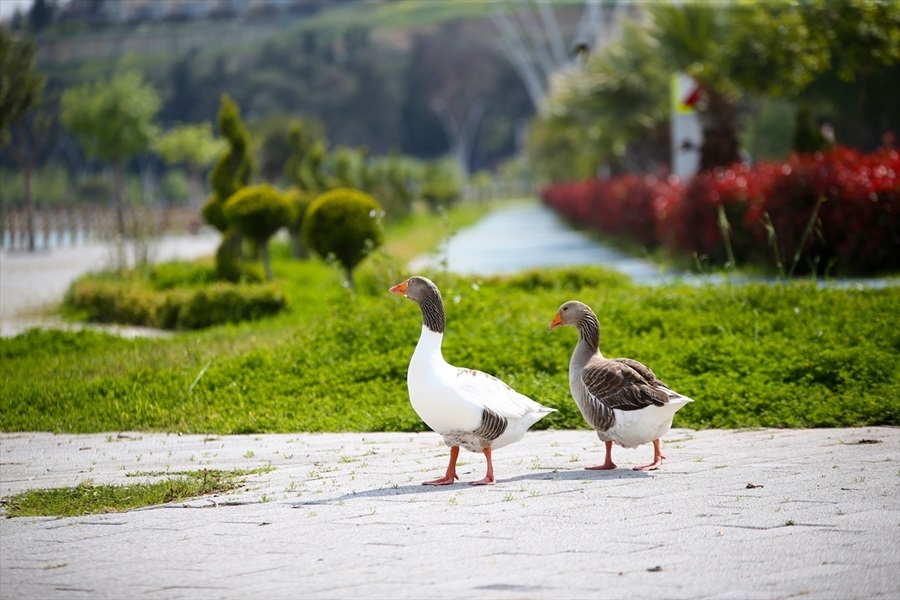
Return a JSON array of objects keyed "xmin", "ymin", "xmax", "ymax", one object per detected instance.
[
  {"xmin": 548, "ymin": 300, "xmax": 693, "ymax": 471},
  {"xmin": 390, "ymin": 276, "xmax": 556, "ymax": 485}
]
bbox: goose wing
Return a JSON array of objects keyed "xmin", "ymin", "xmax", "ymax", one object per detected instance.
[
  {"xmin": 581, "ymin": 358, "xmax": 670, "ymax": 412},
  {"xmin": 452, "ymin": 367, "xmax": 548, "ymax": 420}
]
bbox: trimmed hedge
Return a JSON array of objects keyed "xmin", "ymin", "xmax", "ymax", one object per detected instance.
[
  {"xmin": 66, "ymin": 278, "xmax": 286, "ymax": 330},
  {"xmin": 542, "ymin": 146, "xmax": 900, "ymax": 276}
]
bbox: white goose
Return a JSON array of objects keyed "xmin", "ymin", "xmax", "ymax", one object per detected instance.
[
  {"xmin": 390, "ymin": 276, "xmax": 556, "ymax": 485},
  {"xmin": 548, "ymin": 300, "xmax": 693, "ymax": 471}
]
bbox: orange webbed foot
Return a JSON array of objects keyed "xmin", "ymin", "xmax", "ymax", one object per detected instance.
[
  {"xmin": 586, "ymin": 461, "xmax": 617, "ymax": 470},
  {"xmin": 633, "ymin": 440, "xmax": 665, "ymax": 471},
  {"xmin": 469, "ymin": 476, "xmax": 495, "ymax": 486},
  {"xmin": 422, "ymin": 474, "xmax": 458, "ymax": 486}
]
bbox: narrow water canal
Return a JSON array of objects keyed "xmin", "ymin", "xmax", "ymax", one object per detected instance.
[
  {"xmin": 407, "ymin": 200, "xmax": 899, "ymax": 291},
  {"xmin": 409, "ymin": 200, "xmax": 667, "ymax": 282}
]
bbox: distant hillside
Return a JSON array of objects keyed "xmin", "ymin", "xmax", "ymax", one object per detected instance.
[
  {"xmin": 31, "ymin": 1, "xmax": 586, "ymax": 173},
  {"xmin": 35, "ymin": 1, "xmax": 502, "ymax": 65}
]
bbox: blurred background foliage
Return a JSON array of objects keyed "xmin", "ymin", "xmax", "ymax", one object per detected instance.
[
  {"xmin": 531, "ymin": 0, "xmax": 900, "ymax": 181},
  {"xmin": 1, "ymin": 0, "xmax": 898, "ymax": 211}
]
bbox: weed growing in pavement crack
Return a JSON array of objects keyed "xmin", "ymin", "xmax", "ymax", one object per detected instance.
[{"xmin": 2, "ymin": 467, "xmax": 272, "ymax": 517}]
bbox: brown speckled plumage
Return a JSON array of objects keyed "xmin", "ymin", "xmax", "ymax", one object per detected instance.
[{"xmin": 549, "ymin": 300, "xmax": 693, "ymax": 471}]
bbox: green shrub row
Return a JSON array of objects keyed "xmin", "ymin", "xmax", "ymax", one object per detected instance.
[{"xmin": 66, "ymin": 278, "xmax": 286, "ymax": 330}]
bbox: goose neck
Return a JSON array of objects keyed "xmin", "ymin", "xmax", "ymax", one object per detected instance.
[
  {"xmin": 417, "ymin": 290, "xmax": 445, "ymax": 334},
  {"xmin": 577, "ymin": 313, "xmax": 601, "ymax": 353}
]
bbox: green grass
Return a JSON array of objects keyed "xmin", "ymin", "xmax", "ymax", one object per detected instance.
[
  {"xmin": 1, "ymin": 468, "xmax": 271, "ymax": 517},
  {"xmin": 1, "ymin": 202, "xmax": 899, "ymax": 434}
]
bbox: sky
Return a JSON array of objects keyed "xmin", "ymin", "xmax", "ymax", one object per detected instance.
[{"xmin": 0, "ymin": 0, "xmax": 34, "ymax": 21}]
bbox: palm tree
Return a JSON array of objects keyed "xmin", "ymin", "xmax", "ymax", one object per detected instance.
[
  {"xmin": 532, "ymin": 19, "xmax": 670, "ymax": 179},
  {"xmin": 649, "ymin": 2, "xmax": 742, "ymax": 171}
]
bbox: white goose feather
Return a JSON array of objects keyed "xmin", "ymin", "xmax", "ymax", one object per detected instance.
[{"xmin": 391, "ymin": 276, "xmax": 555, "ymax": 485}]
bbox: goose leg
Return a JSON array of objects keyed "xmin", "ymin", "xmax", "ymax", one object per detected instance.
[
  {"xmin": 634, "ymin": 439, "xmax": 666, "ymax": 471},
  {"xmin": 423, "ymin": 445, "xmax": 460, "ymax": 485},
  {"xmin": 470, "ymin": 447, "xmax": 495, "ymax": 486},
  {"xmin": 586, "ymin": 440, "xmax": 617, "ymax": 470}
]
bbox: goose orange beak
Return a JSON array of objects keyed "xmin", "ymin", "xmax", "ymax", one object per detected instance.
[
  {"xmin": 548, "ymin": 312, "xmax": 564, "ymax": 330},
  {"xmin": 389, "ymin": 280, "xmax": 408, "ymax": 295}
]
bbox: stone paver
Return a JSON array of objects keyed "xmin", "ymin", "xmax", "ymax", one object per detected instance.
[{"xmin": 1, "ymin": 427, "xmax": 897, "ymax": 599}]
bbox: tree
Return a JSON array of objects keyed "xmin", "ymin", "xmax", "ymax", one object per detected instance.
[
  {"xmin": 203, "ymin": 96, "xmax": 253, "ymax": 231},
  {"xmin": 491, "ymin": 0, "xmax": 620, "ymax": 110},
  {"xmin": 28, "ymin": 0, "xmax": 55, "ymax": 34},
  {"xmin": 420, "ymin": 158, "xmax": 463, "ymax": 212},
  {"xmin": 0, "ymin": 27, "xmax": 45, "ymax": 145},
  {"xmin": 295, "ymin": 141, "xmax": 335, "ymax": 194},
  {"xmin": 365, "ymin": 151, "xmax": 417, "ymax": 222},
  {"xmin": 6, "ymin": 111, "xmax": 53, "ymax": 252},
  {"xmin": 60, "ymin": 71, "xmax": 160, "ymax": 237},
  {"xmin": 281, "ymin": 120, "xmax": 330, "ymax": 258},
  {"xmin": 530, "ymin": 19, "xmax": 671, "ymax": 181},
  {"xmin": 203, "ymin": 94, "xmax": 255, "ymax": 281},
  {"xmin": 801, "ymin": 0, "xmax": 900, "ymax": 148},
  {"xmin": 155, "ymin": 121, "xmax": 225, "ymax": 206},
  {"xmin": 302, "ymin": 188, "xmax": 385, "ymax": 288},
  {"xmin": 652, "ymin": 1, "xmax": 900, "ymax": 166},
  {"xmin": 806, "ymin": 0, "xmax": 900, "ymax": 84},
  {"xmin": 284, "ymin": 119, "xmax": 335, "ymax": 194},
  {"xmin": 0, "ymin": 27, "xmax": 47, "ymax": 252},
  {"xmin": 725, "ymin": 2, "xmax": 830, "ymax": 99},
  {"xmin": 223, "ymin": 184, "xmax": 296, "ymax": 280},
  {"xmin": 649, "ymin": 2, "xmax": 745, "ymax": 171},
  {"xmin": 284, "ymin": 120, "xmax": 316, "ymax": 189},
  {"xmin": 331, "ymin": 146, "xmax": 366, "ymax": 190}
]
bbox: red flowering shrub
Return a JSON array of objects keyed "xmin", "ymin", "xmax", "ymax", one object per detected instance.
[
  {"xmin": 542, "ymin": 174, "xmax": 680, "ymax": 250},
  {"xmin": 756, "ymin": 147, "xmax": 900, "ymax": 275},
  {"xmin": 666, "ymin": 162, "xmax": 770, "ymax": 266},
  {"xmin": 540, "ymin": 145, "xmax": 900, "ymax": 276}
]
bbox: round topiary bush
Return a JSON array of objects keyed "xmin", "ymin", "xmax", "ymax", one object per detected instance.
[
  {"xmin": 302, "ymin": 188, "xmax": 385, "ymax": 287},
  {"xmin": 224, "ymin": 184, "xmax": 297, "ymax": 280}
]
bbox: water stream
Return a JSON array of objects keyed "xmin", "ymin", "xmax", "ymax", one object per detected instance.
[
  {"xmin": 409, "ymin": 200, "xmax": 669, "ymax": 282},
  {"xmin": 408, "ymin": 200, "xmax": 898, "ymax": 290}
]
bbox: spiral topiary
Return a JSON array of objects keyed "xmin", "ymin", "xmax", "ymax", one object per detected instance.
[
  {"xmin": 205, "ymin": 94, "xmax": 254, "ymax": 231},
  {"xmin": 204, "ymin": 94, "xmax": 255, "ymax": 281},
  {"xmin": 420, "ymin": 158, "xmax": 462, "ymax": 213},
  {"xmin": 302, "ymin": 188, "xmax": 385, "ymax": 287}
]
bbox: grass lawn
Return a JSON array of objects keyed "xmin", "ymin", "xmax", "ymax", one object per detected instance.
[
  {"xmin": 1, "ymin": 468, "xmax": 272, "ymax": 517},
  {"xmin": 2, "ymin": 201, "xmax": 898, "ymax": 435}
]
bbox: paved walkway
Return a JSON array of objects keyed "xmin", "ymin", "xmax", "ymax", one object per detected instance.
[{"xmin": 1, "ymin": 427, "xmax": 898, "ymax": 599}]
